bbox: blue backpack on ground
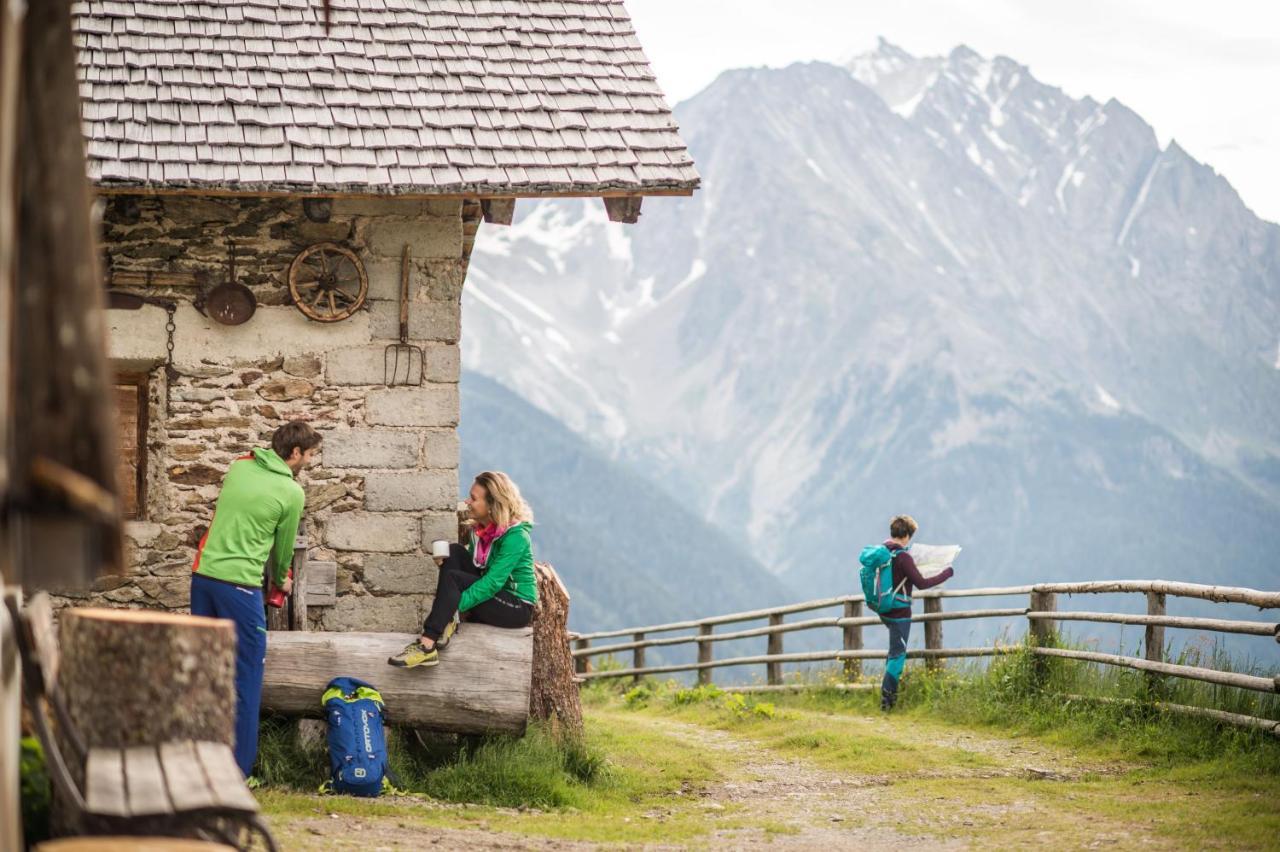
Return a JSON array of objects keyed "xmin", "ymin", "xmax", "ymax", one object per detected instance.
[
  {"xmin": 321, "ymin": 676, "xmax": 395, "ymax": 797},
  {"xmin": 859, "ymin": 545, "xmax": 912, "ymax": 616}
]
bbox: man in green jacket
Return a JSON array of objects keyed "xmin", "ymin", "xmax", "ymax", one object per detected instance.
[{"xmin": 190, "ymin": 420, "xmax": 320, "ymax": 775}]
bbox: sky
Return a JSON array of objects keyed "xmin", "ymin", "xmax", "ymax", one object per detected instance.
[{"xmin": 625, "ymin": 0, "xmax": 1280, "ymax": 224}]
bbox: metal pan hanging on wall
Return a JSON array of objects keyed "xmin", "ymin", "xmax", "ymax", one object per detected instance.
[
  {"xmin": 205, "ymin": 279, "xmax": 257, "ymax": 325},
  {"xmin": 201, "ymin": 241, "xmax": 256, "ymax": 326},
  {"xmin": 288, "ymin": 242, "xmax": 368, "ymax": 323}
]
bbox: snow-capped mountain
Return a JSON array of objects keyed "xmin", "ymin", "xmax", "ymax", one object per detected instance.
[{"xmin": 460, "ymin": 41, "xmax": 1280, "ymax": 604}]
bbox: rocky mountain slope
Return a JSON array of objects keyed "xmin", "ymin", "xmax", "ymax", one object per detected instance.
[
  {"xmin": 459, "ymin": 371, "xmax": 791, "ymax": 634},
  {"xmin": 460, "ymin": 41, "xmax": 1280, "ymax": 614}
]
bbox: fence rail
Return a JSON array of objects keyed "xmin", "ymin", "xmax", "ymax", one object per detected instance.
[{"xmin": 573, "ymin": 579, "xmax": 1280, "ymax": 732}]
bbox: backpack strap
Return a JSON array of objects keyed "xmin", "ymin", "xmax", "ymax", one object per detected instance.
[{"xmin": 888, "ymin": 550, "xmax": 912, "ymax": 604}]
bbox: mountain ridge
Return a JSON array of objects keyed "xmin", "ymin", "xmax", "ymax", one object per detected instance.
[{"xmin": 460, "ymin": 41, "xmax": 1280, "ymax": 611}]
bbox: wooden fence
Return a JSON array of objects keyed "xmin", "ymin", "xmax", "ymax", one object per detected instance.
[{"xmin": 572, "ymin": 580, "xmax": 1280, "ymax": 733}]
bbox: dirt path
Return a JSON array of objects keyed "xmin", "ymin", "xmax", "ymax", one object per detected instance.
[
  {"xmin": 265, "ymin": 708, "xmax": 1140, "ymax": 850},
  {"xmin": 623, "ymin": 714, "xmax": 959, "ymax": 850}
]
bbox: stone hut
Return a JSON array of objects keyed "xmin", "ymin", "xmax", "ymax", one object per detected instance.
[{"xmin": 69, "ymin": 0, "xmax": 698, "ymax": 630}]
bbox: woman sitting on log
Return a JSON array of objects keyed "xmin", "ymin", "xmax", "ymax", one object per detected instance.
[{"xmin": 389, "ymin": 471, "xmax": 539, "ymax": 669}]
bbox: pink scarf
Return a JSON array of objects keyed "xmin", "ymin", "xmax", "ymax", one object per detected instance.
[{"xmin": 472, "ymin": 523, "xmax": 509, "ymax": 568}]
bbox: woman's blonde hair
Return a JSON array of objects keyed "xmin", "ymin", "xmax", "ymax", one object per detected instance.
[{"xmin": 474, "ymin": 471, "xmax": 534, "ymax": 528}]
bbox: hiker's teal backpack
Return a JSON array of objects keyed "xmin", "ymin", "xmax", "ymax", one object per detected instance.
[
  {"xmin": 321, "ymin": 676, "xmax": 396, "ymax": 797},
  {"xmin": 859, "ymin": 545, "xmax": 911, "ymax": 616}
]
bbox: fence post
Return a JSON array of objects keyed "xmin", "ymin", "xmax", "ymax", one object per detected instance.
[
  {"xmin": 574, "ymin": 637, "xmax": 590, "ymax": 675},
  {"xmin": 632, "ymin": 632, "xmax": 645, "ymax": 684},
  {"xmin": 767, "ymin": 614, "xmax": 783, "ymax": 685},
  {"xmin": 843, "ymin": 600, "xmax": 863, "ymax": 681},
  {"xmin": 1029, "ymin": 589, "xmax": 1056, "ymax": 686},
  {"xmin": 697, "ymin": 623, "xmax": 713, "ymax": 686},
  {"xmin": 923, "ymin": 597, "xmax": 943, "ymax": 673},
  {"xmin": 1144, "ymin": 592, "xmax": 1167, "ymax": 698}
]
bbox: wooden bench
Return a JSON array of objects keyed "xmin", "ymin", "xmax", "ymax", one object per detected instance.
[{"xmin": 5, "ymin": 594, "xmax": 277, "ymax": 851}]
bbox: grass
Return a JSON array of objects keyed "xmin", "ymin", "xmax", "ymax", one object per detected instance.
[
  {"xmin": 255, "ymin": 717, "xmax": 607, "ymax": 810},
  {"xmin": 880, "ymin": 637, "xmax": 1280, "ymax": 772},
  {"xmin": 568, "ymin": 641, "xmax": 1280, "ymax": 849},
  {"xmin": 247, "ymin": 640, "xmax": 1280, "ymax": 847},
  {"xmin": 255, "ymin": 710, "xmax": 750, "ymax": 846}
]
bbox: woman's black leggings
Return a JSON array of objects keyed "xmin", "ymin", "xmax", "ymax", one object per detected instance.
[{"xmin": 421, "ymin": 543, "xmax": 533, "ymax": 640}]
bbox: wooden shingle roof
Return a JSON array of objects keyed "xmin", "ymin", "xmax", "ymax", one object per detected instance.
[{"xmin": 72, "ymin": 0, "xmax": 699, "ymax": 197}]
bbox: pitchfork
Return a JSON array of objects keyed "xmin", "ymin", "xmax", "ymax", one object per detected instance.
[{"xmin": 384, "ymin": 244, "xmax": 425, "ymax": 386}]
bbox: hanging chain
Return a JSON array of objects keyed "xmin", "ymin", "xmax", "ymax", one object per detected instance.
[
  {"xmin": 163, "ymin": 301, "xmax": 178, "ymax": 410},
  {"xmin": 164, "ymin": 302, "xmax": 177, "ymax": 367}
]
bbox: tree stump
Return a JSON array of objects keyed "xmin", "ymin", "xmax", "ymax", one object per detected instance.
[
  {"xmin": 528, "ymin": 563, "xmax": 582, "ymax": 740},
  {"xmin": 58, "ymin": 609, "xmax": 237, "ymax": 748}
]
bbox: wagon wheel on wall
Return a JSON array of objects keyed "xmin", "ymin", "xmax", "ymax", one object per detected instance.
[{"xmin": 288, "ymin": 242, "xmax": 368, "ymax": 323}]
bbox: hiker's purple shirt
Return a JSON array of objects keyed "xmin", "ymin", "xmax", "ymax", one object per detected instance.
[{"xmin": 882, "ymin": 540, "xmax": 953, "ymax": 620}]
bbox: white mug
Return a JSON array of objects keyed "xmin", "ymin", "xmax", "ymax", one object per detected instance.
[{"xmin": 431, "ymin": 540, "xmax": 450, "ymax": 559}]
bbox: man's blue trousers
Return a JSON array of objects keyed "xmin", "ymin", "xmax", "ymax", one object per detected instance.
[{"xmin": 190, "ymin": 572, "xmax": 267, "ymax": 777}]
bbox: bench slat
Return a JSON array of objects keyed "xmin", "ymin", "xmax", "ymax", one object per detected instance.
[
  {"xmin": 123, "ymin": 746, "xmax": 173, "ymax": 816},
  {"xmin": 160, "ymin": 740, "xmax": 219, "ymax": 812},
  {"xmin": 84, "ymin": 749, "xmax": 128, "ymax": 817},
  {"xmin": 195, "ymin": 741, "xmax": 259, "ymax": 813}
]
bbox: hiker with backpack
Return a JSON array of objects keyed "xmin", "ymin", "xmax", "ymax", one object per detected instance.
[
  {"xmin": 859, "ymin": 515, "xmax": 954, "ymax": 712},
  {"xmin": 388, "ymin": 471, "xmax": 538, "ymax": 669},
  {"xmin": 190, "ymin": 420, "xmax": 320, "ymax": 776}
]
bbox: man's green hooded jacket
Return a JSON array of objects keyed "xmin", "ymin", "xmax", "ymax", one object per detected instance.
[{"xmin": 193, "ymin": 447, "xmax": 304, "ymax": 588}]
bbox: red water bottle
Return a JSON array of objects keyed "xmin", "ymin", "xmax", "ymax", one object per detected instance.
[{"xmin": 267, "ymin": 568, "xmax": 292, "ymax": 608}]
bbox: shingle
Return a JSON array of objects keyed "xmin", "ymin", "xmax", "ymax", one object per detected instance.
[{"xmin": 73, "ymin": 0, "xmax": 697, "ymax": 193}]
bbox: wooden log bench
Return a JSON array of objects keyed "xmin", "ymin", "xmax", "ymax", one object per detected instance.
[
  {"xmin": 4, "ymin": 594, "xmax": 276, "ymax": 851},
  {"xmin": 261, "ymin": 625, "xmax": 534, "ymax": 735}
]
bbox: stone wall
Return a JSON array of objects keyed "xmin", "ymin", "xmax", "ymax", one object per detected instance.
[{"xmin": 65, "ymin": 193, "xmax": 482, "ymax": 632}]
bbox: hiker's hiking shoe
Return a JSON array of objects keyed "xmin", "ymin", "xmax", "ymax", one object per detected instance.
[
  {"xmin": 436, "ymin": 615, "xmax": 460, "ymax": 650},
  {"xmin": 388, "ymin": 641, "xmax": 438, "ymax": 668}
]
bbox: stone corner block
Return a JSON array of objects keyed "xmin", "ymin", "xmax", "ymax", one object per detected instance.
[
  {"xmin": 366, "ymin": 385, "xmax": 459, "ymax": 427},
  {"xmin": 422, "ymin": 429, "xmax": 460, "ymax": 469},
  {"xmin": 327, "ymin": 343, "xmax": 459, "ymax": 386},
  {"xmin": 363, "ymin": 554, "xmax": 439, "ymax": 595},
  {"xmin": 365, "ymin": 469, "xmax": 459, "ymax": 512},
  {"xmin": 369, "ymin": 299, "xmax": 460, "ymax": 344},
  {"xmin": 316, "ymin": 592, "xmax": 429, "ymax": 632},
  {"xmin": 368, "ymin": 217, "xmax": 463, "ymax": 260},
  {"xmin": 322, "ymin": 428, "xmax": 421, "ymax": 469},
  {"xmin": 324, "ymin": 512, "xmax": 418, "ymax": 552},
  {"xmin": 420, "ymin": 511, "xmax": 462, "ymax": 549}
]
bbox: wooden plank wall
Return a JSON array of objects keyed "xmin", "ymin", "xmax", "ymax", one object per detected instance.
[{"xmin": 112, "ymin": 374, "xmax": 147, "ymax": 520}]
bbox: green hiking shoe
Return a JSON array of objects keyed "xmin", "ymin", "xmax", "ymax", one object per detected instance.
[
  {"xmin": 436, "ymin": 615, "xmax": 460, "ymax": 650},
  {"xmin": 388, "ymin": 640, "xmax": 438, "ymax": 668}
]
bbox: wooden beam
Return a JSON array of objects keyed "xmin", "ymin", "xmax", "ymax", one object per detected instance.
[
  {"xmin": 603, "ymin": 195, "xmax": 643, "ymax": 224},
  {"xmin": 10, "ymin": 0, "xmax": 122, "ymax": 587},
  {"xmin": 262, "ymin": 627, "xmax": 533, "ymax": 735},
  {"xmin": 1032, "ymin": 647, "xmax": 1277, "ymax": 693},
  {"xmin": 696, "ymin": 624, "xmax": 713, "ymax": 686},
  {"xmin": 0, "ymin": 0, "xmax": 22, "ymax": 578},
  {"xmin": 1026, "ymin": 610, "xmax": 1276, "ymax": 636},
  {"xmin": 923, "ymin": 597, "xmax": 943, "ymax": 672},
  {"xmin": 93, "ymin": 186, "xmax": 696, "ymax": 201},
  {"xmin": 1032, "ymin": 580, "xmax": 1280, "ymax": 609},
  {"xmin": 842, "ymin": 600, "xmax": 862, "ymax": 682},
  {"xmin": 0, "ymin": 588, "xmax": 22, "ymax": 852},
  {"xmin": 480, "ymin": 198, "xmax": 515, "ymax": 225},
  {"xmin": 766, "ymin": 614, "xmax": 783, "ymax": 685}
]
